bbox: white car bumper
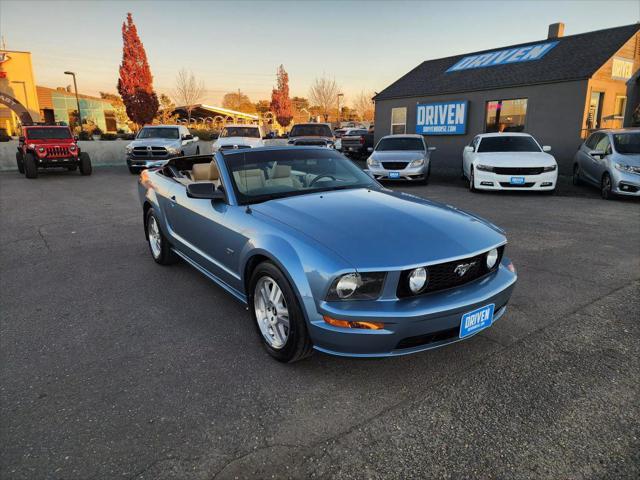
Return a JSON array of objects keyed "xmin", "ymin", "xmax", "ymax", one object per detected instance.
[{"xmin": 474, "ymin": 170, "xmax": 558, "ymax": 191}]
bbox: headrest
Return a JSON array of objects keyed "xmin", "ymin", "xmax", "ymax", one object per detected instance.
[
  {"xmin": 192, "ymin": 161, "xmax": 219, "ymax": 181},
  {"xmin": 271, "ymin": 164, "xmax": 291, "ymax": 178}
]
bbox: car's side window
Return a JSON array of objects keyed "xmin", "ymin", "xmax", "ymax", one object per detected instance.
[
  {"xmin": 585, "ymin": 133, "xmax": 601, "ymax": 150},
  {"xmin": 595, "ymin": 135, "xmax": 611, "ymax": 155}
]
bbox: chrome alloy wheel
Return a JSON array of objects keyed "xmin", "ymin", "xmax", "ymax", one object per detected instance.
[
  {"xmin": 254, "ymin": 276, "xmax": 290, "ymax": 349},
  {"xmin": 148, "ymin": 216, "xmax": 162, "ymax": 259}
]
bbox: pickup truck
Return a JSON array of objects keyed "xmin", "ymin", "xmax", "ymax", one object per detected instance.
[
  {"xmin": 340, "ymin": 128, "xmax": 374, "ymax": 158},
  {"xmin": 287, "ymin": 123, "xmax": 335, "ymax": 148},
  {"xmin": 126, "ymin": 125, "xmax": 200, "ymax": 174}
]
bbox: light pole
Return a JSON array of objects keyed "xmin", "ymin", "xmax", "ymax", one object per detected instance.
[
  {"xmin": 337, "ymin": 93, "xmax": 344, "ymax": 127},
  {"xmin": 64, "ymin": 71, "xmax": 82, "ymax": 129}
]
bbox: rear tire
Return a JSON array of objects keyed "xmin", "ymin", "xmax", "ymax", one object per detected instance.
[
  {"xmin": 145, "ymin": 209, "xmax": 177, "ymax": 265},
  {"xmin": 24, "ymin": 153, "xmax": 37, "ymax": 178},
  {"xmin": 248, "ymin": 261, "xmax": 313, "ymax": 363},
  {"xmin": 79, "ymin": 152, "xmax": 92, "ymax": 175},
  {"xmin": 16, "ymin": 152, "xmax": 25, "ymax": 174},
  {"xmin": 572, "ymin": 164, "xmax": 582, "ymax": 186}
]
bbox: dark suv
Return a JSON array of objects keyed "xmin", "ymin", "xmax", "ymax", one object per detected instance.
[
  {"xmin": 287, "ymin": 123, "xmax": 335, "ymax": 148},
  {"xmin": 17, "ymin": 125, "xmax": 92, "ymax": 178}
]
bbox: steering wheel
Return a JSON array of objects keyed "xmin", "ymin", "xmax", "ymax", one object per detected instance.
[{"xmin": 309, "ymin": 174, "xmax": 336, "ymax": 186}]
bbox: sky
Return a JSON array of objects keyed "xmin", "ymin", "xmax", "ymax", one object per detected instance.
[{"xmin": 0, "ymin": 0, "xmax": 638, "ymax": 107}]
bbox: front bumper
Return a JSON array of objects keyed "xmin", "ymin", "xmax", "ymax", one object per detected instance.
[
  {"xmin": 474, "ymin": 170, "xmax": 557, "ymax": 190},
  {"xmin": 611, "ymin": 169, "xmax": 640, "ymax": 196},
  {"xmin": 127, "ymin": 157, "xmax": 170, "ymax": 169},
  {"xmin": 368, "ymin": 163, "xmax": 428, "ymax": 181},
  {"xmin": 308, "ymin": 258, "xmax": 517, "ymax": 357},
  {"xmin": 35, "ymin": 155, "xmax": 79, "ymax": 167}
]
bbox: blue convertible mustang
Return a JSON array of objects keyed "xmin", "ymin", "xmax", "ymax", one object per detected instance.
[{"xmin": 138, "ymin": 147, "xmax": 517, "ymax": 362}]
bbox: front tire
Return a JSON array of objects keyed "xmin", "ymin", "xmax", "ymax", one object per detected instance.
[
  {"xmin": 16, "ymin": 152, "xmax": 25, "ymax": 174},
  {"xmin": 601, "ymin": 172, "xmax": 613, "ymax": 200},
  {"xmin": 145, "ymin": 209, "xmax": 177, "ymax": 265},
  {"xmin": 24, "ymin": 153, "xmax": 38, "ymax": 178},
  {"xmin": 572, "ymin": 164, "xmax": 582, "ymax": 186},
  {"xmin": 128, "ymin": 166, "xmax": 139, "ymax": 175},
  {"xmin": 468, "ymin": 166, "xmax": 476, "ymax": 192},
  {"xmin": 79, "ymin": 152, "xmax": 92, "ymax": 175},
  {"xmin": 249, "ymin": 261, "xmax": 313, "ymax": 363}
]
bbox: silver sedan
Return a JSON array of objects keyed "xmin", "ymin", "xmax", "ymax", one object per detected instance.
[{"xmin": 366, "ymin": 134, "xmax": 435, "ymax": 184}]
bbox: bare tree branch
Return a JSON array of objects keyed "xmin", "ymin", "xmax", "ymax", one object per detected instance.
[
  {"xmin": 173, "ymin": 68, "xmax": 205, "ymax": 122},
  {"xmin": 353, "ymin": 91, "xmax": 375, "ymax": 122},
  {"xmin": 308, "ymin": 76, "xmax": 340, "ymax": 122}
]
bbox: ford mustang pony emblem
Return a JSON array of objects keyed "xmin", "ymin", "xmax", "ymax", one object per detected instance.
[{"xmin": 454, "ymin": 262, "xmax": 476, "ymax": 277}]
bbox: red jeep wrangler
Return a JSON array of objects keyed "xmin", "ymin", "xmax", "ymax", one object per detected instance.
[{"xmin": 16, "ymin": 125, "xmax": 92, "ymax": 178}]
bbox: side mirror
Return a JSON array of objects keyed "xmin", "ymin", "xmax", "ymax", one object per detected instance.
[
  {"xmin": 542, "ymin": 145, "xmax": 551, "ymax": 152},
  {"xmin": 464, "ymin": 146, "xmax": 474, "ymax": 153},
  {"xmin": 186, "ymin": 182, "xmax": 226, "ymax": 201},
  {"xmin": 182, "ymin": 134, "xmax": 194, "ymax": 141},
  {"xmin": 428, "ymin": 146, "xmax": 437, "ymax": 152},
  {"xmin": 589, "ymin": 150, "xmax": 605, "ymax": 158},
  {"xmin": 19, "ymin": 136, "xmax": 25, "ymax": 143},
  {"xmin": 367, "ymin": 147, "xmax": 374, "ymax": 152}
]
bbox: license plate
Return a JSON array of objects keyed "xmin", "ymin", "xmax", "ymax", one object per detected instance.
[
  {"xmin": 389, "ymin": 172, "xmax": 400, "ymax": 179},
  {"xmin": 459, "ymin": 304, "xmax": 495, "ymax": 338},
  {"xmin": 510, "ymin": 177, "xmax": 525, "ymax": 185}
]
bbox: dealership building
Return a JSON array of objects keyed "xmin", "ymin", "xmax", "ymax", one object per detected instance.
[{"xmin": 374, "ymin": 23, "xmax": 640, "ymax": 173}]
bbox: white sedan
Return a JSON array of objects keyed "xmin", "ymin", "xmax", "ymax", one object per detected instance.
[{"xmin": 462, "ymin": 133, "xmax": 558, "ymax": 192}]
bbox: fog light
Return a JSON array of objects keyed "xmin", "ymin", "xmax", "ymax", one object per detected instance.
[
  {"xmin": 480, "ymin": 181, "xmax": 494, "ymax": 186},
  {"xmin": 486, "ymin": 248, "xmax": 499, "ymax": 269},
  {"xmin": 541, "ymin": 182, "xmax": 553, "ymax": 187},
  {"xmin": 408, "ymin": 267, "xmax": 428, "ymax": 294},
  {"xmin": 323, "ymin": 316, "xmax": 384, "ymax": 330}
]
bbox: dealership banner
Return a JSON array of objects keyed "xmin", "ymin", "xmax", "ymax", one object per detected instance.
[{"xmin": 416, "ymin": 101, "xmax": 468, "ymax": 135}]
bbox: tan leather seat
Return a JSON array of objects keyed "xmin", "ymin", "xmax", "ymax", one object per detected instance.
[
  {"xmin": 233, "ymin": 169, "xmax": 265, "ymax": 193},
  {"xmin": 192, "ymin": 161, "xmax": 220, "ymax": 182},
  {"xmin": 266, "ymin": 164, "xmax": 302, "ymax": 189}
]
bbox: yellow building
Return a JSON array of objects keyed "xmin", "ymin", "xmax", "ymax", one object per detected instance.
[{"xmin": 0, "ymin": 50, "xmax": 40, "ymax": 135}]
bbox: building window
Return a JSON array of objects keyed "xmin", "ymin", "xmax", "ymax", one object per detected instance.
[
  {"xmin": 614, "ymin": 95, "xmax": 627, "ymax": 118},
  {"xmin": 391, "ymin": 107, "xmax": 406, "ymax": 134},
  {"xmin": 485, "ymin": 99, "xmax": 527, "ymax": 132}
]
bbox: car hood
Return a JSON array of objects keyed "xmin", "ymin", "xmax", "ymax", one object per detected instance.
[
  {"xmin": 252, "ymin": 188, "xmax": 505, "ymax": 269},
  {"xmin": 476, "ymin": 151, "xmax": 556, "ymax": 167},
  {"xmin": 127, "ymin": 138, "xmax": 181, "ymax": 148},
  {"xmin": 215, "ymin": 136, "xmax": 264, "ymax": 147},
  {"xmin": 371, "ymin": 150, "xmax": 425, "ymax": 162},
  {"xmin": 613, "ymin": 153, "xmax": 640, "ymax": 165}
]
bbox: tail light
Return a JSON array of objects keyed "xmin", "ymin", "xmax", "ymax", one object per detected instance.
[{"xmin": 359, "ymin": 136, "xmax": 365, "ymax": 145}]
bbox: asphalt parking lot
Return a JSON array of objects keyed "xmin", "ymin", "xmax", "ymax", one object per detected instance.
[{"xmin": 1, "ymin": 167, "xmax": 638, "ymax": 479}]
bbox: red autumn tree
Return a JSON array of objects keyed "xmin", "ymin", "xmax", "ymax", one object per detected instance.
[
  {"xmin": 271, "ymin": 65, "xmax": 293, "ymax": 128},
  {"xmin": 117, "ymin": 13, "xmax": 159, "ymax": 127}
]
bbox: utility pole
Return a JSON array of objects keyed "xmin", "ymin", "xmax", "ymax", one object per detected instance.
[{"xmin": 64, "ymin": 71, "xmax": 82, "ymax": 129}]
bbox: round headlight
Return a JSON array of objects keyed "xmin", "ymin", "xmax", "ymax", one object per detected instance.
[
  {"xmin": 336, "ymin": 273, "xmax": 362, "ymax": 299},
  {"xmin": 38, "ymin": 147, "xmax": 45, "ymax": 153},
  {"xmin": 408, "ymin": 267, "xmax": 428, "ymax": 294},
  {"xmin": 486, "ymin": 248, "xmax": 499, "ymax": 269}
]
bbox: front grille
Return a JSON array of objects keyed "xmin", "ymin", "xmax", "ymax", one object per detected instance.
[
  {"xmin": 220, "ymin": 144, "xmax": 252, "ymax": 151},
  {"xmin": 396, "ymin": 246, "xmax": 504, "ymax": 298},
  {"xmin": 382, "ymin": 161, "xmax": 408, "ymax": 170},
  {"xmin": 294, "ymin": 140, "xmax": 326, "ymax": 146},
  {"xmin": 499, "ymin": 182, "xmax": 535, "ymax": 188},
  {"xmin": 493, "ymin": 167, "xmax": 544, "ymax": 175},
  {"xmin": 45, "ymin": 146, "xmax": 70, "ymax": 157},
  {"xmin": 132, "ymin": 146, "xmax": 168, "ymax": 157}
]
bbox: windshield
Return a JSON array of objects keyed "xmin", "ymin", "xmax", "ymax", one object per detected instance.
[
  {"xmin": 221, "ymin": 127, "xmax": 260, "ymax": 138},
  {"xmin": 25, "ymin": 128, "xmax": 72, "ymax": 140},
  {"xmin": 223, "ymin": 149, "xmax": 376, "ymax": 204},
  {"xmin": 290, "ymin": 124, "xmax": 333, "ymax": 137},
  {"xmin": 477, "ymin": 136, "xmax": 540, "ymax": 153},
  {"xmin": 376, "ymin": 137, "xmax": 424, "ymax": 151},
  {"xmin": 137, "ymin": 127, "xmax": 180, "ymax": 140},
  {"xmin": 613, "ymin": 133, "xmax": 640, "ymax": 154}
]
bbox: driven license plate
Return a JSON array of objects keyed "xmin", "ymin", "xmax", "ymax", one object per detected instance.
[
  {"xmin": 510, "ymin": 176, "xmax": 525, "ymax": 185},
  {"xmin": 389, "ymin": 171, "xmax": 400, "ymax": 179},
  {"xmin": 459, "ymin": 304, "xmax": 495, "ymax": 338}
]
